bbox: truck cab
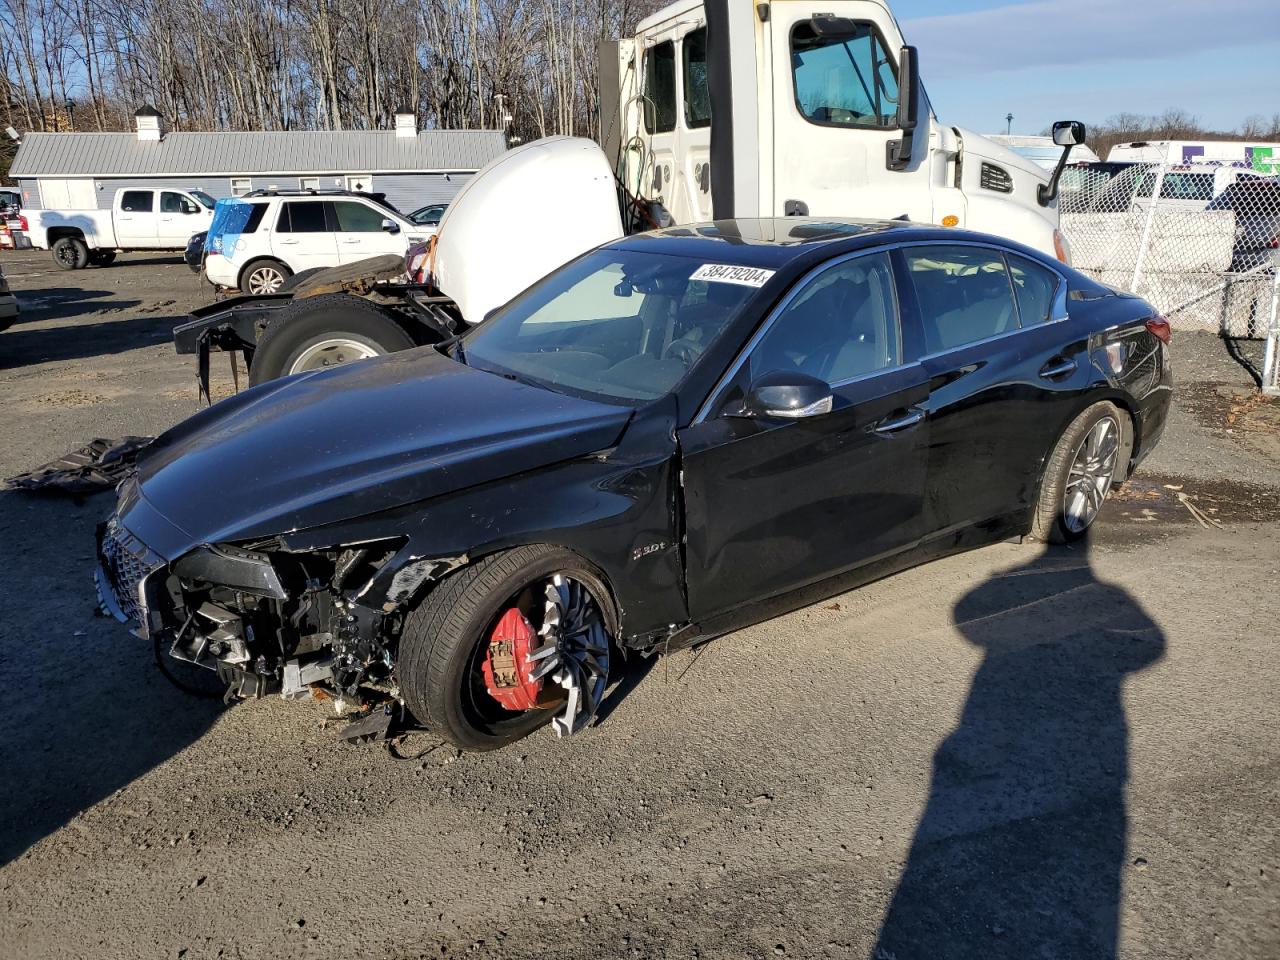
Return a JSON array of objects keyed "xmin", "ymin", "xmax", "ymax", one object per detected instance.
[
  {"xmin": 604, "ymin": 0, "xmax": 1074, "ymax": 261},
  {"xmin": 112, "ymin": 187, "xmax": 216, "ymax": 249}
]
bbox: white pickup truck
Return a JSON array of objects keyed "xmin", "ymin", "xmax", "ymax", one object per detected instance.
[{"xmin": 25, "ymin": 186, "xmax": 216, "ymax": 269}]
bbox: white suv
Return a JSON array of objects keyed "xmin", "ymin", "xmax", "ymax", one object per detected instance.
[{"xmin": 205, "ymin": 191, "xmax": 433, "ymax": 294}]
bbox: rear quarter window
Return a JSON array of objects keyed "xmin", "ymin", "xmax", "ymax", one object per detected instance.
[{"xmin": 1007, "ymin": 255, "xmax": 1059, "ymax": 325}]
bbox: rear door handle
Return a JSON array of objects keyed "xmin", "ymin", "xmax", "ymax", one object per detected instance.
[
  {"xmin": 1039, "ymin": 358, "xmax": 1077, "ymax": 379},
  {"xmin": 873, "ymin": 407, "xmax": 926, "ymax": 436},
  {"xmin": 276, "ymin": 238, "xmax": 300, "ymax": 245}
]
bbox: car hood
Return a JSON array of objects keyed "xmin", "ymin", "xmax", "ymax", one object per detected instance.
[{"xmin": 131, "ymin": 347, "xmax": 633, "ymax": 556}]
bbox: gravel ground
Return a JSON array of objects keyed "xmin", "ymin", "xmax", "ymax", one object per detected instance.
[{"xmin": 0, "ymin": 250, "xmax": 1277, "ymax": 960}]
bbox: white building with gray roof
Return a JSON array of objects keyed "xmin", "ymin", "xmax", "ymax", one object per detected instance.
[{"xmin": 9, "ymin": 107, "xmax": 506, "ymax": 216}]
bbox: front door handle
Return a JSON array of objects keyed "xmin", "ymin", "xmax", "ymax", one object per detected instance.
[
  {"xmin": 1039, "ymin": 358, "xmax": 1077, "ymax": 379},
  {"xmin": 873, "ymin": 407, "xmax": 926, "ymax": 436},
  {"xmin": 276, "ymin": 238, "xmax": 300, "ymax": 245}
]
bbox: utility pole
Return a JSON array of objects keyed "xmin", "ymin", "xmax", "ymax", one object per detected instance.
[{"xmin": 1005, "ymin": 112, "xmax": 1013, "ymax": 136}]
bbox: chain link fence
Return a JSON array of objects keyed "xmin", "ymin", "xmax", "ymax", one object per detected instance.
[{"xmin": 1060, "ymin": 159, "xmax": 1280, "ymax": 395}]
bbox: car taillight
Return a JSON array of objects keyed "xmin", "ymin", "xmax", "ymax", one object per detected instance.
[
  {"xmin": 1145, "ymin": 316, "xmax": 1171, "ymax": 344},
  {"xmin": 17, "ymin": 215, "xmax": 28, "ymax": 231}
]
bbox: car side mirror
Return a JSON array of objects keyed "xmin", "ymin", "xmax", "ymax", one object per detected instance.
[
  {"xmin": 381, "ymin": 218, "xmax": 400, "ymax": 234},
  {"xmin": 733, "ymin": 371, "xmax": 833, "ymax": 420},
  {"xmin": 886, "ymin": 45, "xmax": 920, "ymax": 172}
]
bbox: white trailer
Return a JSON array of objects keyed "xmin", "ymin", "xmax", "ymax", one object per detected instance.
[{"xmin": 1108, "ymin": 140, "xmax": 1280, "ymax": 174}]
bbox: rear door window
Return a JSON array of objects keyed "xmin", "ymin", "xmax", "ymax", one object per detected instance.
[
  {"xmin": 120, "ymin": 191, "xmax": 153, "ymax": 213},
  {"xmin": 904, "ymin": 246, "xmax": 1019, "ymax": 353},
  {"xmin": 643, "ymin": 40, "xmax": 677, "ymax": 133},
  {"xmin": 278, "ymin": 201, "xmax": 329, "ymax": 233}
]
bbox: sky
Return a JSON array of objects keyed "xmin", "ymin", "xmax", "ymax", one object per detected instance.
[{"xmin": 895, "ymin": 0, "xmax": 1280, "ymax": 136}]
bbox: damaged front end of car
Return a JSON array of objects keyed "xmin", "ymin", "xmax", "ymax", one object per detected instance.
[{"xmin": 97, "ymin": 504, "xmax": 456, "ymax": 710}]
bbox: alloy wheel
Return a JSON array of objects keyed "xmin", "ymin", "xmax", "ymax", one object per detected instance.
[
  {"xmin": 1063, "ymin": 414, "xmax": 1120, "ymax": 533},
  {"xmin": 247, "ymin": 266, "xmax": 286, "ymax": 294}
]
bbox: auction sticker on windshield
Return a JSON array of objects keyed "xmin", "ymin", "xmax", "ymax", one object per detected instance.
[{"xmin": 690, "ymin": 264, "xmax": 776, "ymax": 287}]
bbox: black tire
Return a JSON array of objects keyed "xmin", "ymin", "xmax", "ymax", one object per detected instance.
[
  {"xmin": 398, "ymin": 545, "xmax": 618, "ymax": 751},
  {"xmin": 1030, "ymin": 401, "xmax": 1127, "ymax": 543},
  {"xmin": 88, "ymin": 249, "xmax": 117, "ymax": 267},
  {"xmin": 277, "ymin": 267, "xmax": 325, "ymax": 293},
  {"xmin": 247, "ymin": 292, "xmax": 416, "ymax": 385},
  {"xmin": 52, "ymin": 236, "xmax": 89, "ymax": 270},
  {"xmin": 239, "ymin": 258, "xmax": 292, "ymax": 295}
]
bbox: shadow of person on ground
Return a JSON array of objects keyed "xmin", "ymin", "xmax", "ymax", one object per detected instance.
[
  {"xmin": 0, "ymin": 490, "xmax": 223, "ymax": 864},
  {"xmin": 872, "ymin": 540, "xmax": 1164, "ymax": 960}
]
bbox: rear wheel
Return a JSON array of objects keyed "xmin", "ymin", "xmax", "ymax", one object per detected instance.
[
  {"xmin": 398, "ymin": 546, "xmax": 617, "ymax": 751},
  {"xmin": 52, "ymin": 236, "xmax": 89, "ymax": 270},
  {"xmin": 247, "ymin": 292, "xmax": 416, "ymax": 385},
  {"xmin": 1031, "ymin": 401, "xmax": 1126, "ymax": 543},
  {"xmin": 240, "ymin": 258, "xmax": 291, "ymax": 295}
]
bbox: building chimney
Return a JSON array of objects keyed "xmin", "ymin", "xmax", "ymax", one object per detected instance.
[
  {"xmin": 394, "ymin": 107, "xmax": 417, "ymax": 139},
  {"xmin": 134, "ymin": 105, "xmax": 164, "ymax": 142}
]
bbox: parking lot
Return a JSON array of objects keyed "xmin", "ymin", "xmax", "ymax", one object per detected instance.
[{"xmin": 1, "ymin": 251, "xmax": 1277, "ymax": 959}]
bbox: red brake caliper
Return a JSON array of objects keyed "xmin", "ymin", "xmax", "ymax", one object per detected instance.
[{"xmin": 481, "ymin": 608, "xmax": 543, "ymax": 711}]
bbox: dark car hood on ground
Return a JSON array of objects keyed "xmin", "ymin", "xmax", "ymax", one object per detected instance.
[{"xmin": 129, "ymin": 347, "xmax": 633, "ymax": 555}]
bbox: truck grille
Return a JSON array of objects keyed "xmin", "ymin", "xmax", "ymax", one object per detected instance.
[{"xmin": 98, "ymin": 520, "xmax": 162, "ymax": 626}]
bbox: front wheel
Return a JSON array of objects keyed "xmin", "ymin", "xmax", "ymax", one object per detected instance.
[
  {"xmin": 1031, "ymin": 402, "xmax": 1127, "ymax": 543},
  {"xmin": 397, "ymin": 546, "xmax": 618, "ymax": 751}
]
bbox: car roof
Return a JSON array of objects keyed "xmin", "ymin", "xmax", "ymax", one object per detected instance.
[{"xmin": 606, "ymin": 217, "xmax": 1035, "ymax": 269}]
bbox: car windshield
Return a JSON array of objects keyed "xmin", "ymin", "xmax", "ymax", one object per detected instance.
[
  {"xmin": 463, "ymin": 249, "xmax": 767, "ymax": 403},
  {"xmin": 189, "ymin": 190, "xmax": 216, "ymax": 210}
]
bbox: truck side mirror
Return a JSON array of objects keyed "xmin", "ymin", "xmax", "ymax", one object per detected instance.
[
  {"xmin": 381, "ymin": 218, "xmax": 400, "ymax": 234},
  {"xmin": 886, "ymin": 45, "xmax": 920, "ymax": 172},
  {"xmin": 1039, "ymin": 120, "xmax": 1088, "ymax": 206},
  {"xmin": 1052, "ymin": 120, "xmax": 1086, "ymax": 147}
]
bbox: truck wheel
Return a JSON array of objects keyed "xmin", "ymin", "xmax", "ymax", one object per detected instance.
[
  {"xmin": 398, "ymin": 546, "xmax": 619, "ymax": 751},
  {"xmin": 88, "ymin": 250, "xmax": 117, "ymax": 267},
  {"xmin": 248, "ymin": 293, "xmax": 416, "ymax": 385},
  {"xmin": 1030, "ymin": 401, "xmax": 1127, "ymax": 543},
  {"xmin": 240, "ymin": 259, "xmax": 292, "ymax": 295},
  {"xmin": 52, "ymin": 236, "xmax": 89, "ymax": 270}
]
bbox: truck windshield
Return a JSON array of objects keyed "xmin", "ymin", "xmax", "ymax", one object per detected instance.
[
  {"xmin": 463, "ymin": 249, "xmax": 766, "ymax": 403},
  {"xmin": 189, "ymin": 191, "xmax": 216, "ymax": 209}
]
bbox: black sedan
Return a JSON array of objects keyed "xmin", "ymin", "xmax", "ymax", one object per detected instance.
[{"xmin": 97, "ymin": 219, "xmax": 1172, "ymax": 750}]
